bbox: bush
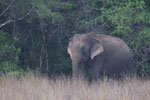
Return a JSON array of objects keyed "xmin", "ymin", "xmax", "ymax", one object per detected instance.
[{"xmin": 0, "ymin": 31, "xmax": 21, "ymax": 75}]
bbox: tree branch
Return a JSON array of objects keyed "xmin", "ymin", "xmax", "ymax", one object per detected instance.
[
  {"xmin": 0, "ymin": 6, "xmax": 35, "ymax": 28},
  {"xmin": 0, "ymin": 0, "xmax": 15, "ymax": 17},
  {"xmin": 13, "ymin": 6, "xmax": 35, "ymax": 22},
  {"xmin": 0, "ymin": 19, "xmax": 12, "ymax": 28}
]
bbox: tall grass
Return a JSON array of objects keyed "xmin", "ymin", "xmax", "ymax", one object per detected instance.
[{"xmin": 0, "ymin": 75, "xmax": 150, "ymax": 100}]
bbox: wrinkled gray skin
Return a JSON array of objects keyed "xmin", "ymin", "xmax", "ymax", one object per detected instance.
[{"xmin": 67, "ymin": 32, "xmax": 134, "ymax": 79}]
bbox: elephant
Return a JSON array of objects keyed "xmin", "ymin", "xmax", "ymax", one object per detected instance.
[{"xmin": 67, "ymin": 32, "xmax": 134, "ymax": 79}]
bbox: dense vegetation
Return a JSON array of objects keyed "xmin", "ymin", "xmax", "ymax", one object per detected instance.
[{"xmin": 0, "ymin": 0, "xmax": 150, "ymax": 77}]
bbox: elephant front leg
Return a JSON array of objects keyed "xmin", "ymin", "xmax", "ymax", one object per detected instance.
[
  {"xmin": 79, "ymin": 63, "xmax": 90, "ymax": 79},
  {"xmin": 91, "ymin": 67, "xmax": 102, "ymax": 80},
  {"xmin": 91, "ymin": 56, "xmax": 103, "ymax": 80}
]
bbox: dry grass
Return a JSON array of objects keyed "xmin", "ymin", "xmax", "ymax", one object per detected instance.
[{"xmin": 0, "ymin": 75, "xmax": 150, "ymax": 100}]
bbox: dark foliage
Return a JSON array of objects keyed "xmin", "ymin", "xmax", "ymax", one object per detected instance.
[{"xmin": 0, "ymin": 0, "xmax": 150, "ymax": 77}]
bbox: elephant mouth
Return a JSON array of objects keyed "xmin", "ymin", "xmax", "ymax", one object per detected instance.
[{"xmin": 80, "ymin": 59, "xmax": 92, "ymax": 67}]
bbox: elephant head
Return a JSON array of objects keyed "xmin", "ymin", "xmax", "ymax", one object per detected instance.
[{"xmin": 67, "ymin": 32, "xmax": 104, "ymax": 78}]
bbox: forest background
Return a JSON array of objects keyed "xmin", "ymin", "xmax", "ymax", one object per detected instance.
[{"xmin": 0, "ymin": 0, "xmax": 150, "ymax": 77}]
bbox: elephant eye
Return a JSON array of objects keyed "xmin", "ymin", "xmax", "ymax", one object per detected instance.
[
  {"xmin": 82, "ymin": 46, "xmax": 89, "ymax": 51},
  {"xmin": 81, "ymin": 47, "xmax": 89, "ymax": 61},
  {"xmin": 82, "ymin": 47, "xmax": 89, "ymax": 56},
  {"xmin": 82, "ymin": 47, "xmax": 86, "ymax": 51}
]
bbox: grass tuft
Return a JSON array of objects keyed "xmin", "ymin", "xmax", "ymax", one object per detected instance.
[{"xmin": 0, "ymin": 75, "xmax": 150, "ymax": 100}]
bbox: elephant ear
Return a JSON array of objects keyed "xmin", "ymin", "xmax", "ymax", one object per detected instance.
[
  {"xmin": 67, "ymin": 40, "xmax": 73, "ymax": 59},
  {"xmin": 67, "ymin": 47, "xmax": 72, "ymax": 59},
  {"xmin": 90, "ymin": 38, "xmax": 104, "ymax": 60}
]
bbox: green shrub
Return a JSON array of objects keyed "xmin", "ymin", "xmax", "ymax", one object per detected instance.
[{"xmin": 0, "ymin": 31, "xmax": 21, "ymax": 75}]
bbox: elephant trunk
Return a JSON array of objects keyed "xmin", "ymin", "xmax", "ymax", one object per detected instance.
[
  {"xmin": 72, "ymin": 60, "xmax": 79, "ymax": 77},
  {"xmin": 72, "ymin": 60, "xmax": 88, "ymax": 79},
  {"xmin": 72, "ymin": 58, "xmax": 85, "ymax": 79}
]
